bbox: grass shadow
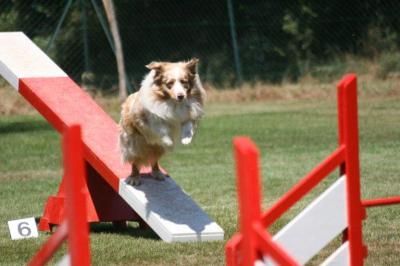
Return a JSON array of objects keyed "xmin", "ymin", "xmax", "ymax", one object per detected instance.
[
  {"xmin": 33, "ymin": 218, "xmax": 160, "ymax": 241},
  {"xmin": 89, "ymin": 222, "xmax": 160, "ymax": 240},
  {"xmin": 0, "ymin": 119, "xmax": 52, "ymax": 134}
]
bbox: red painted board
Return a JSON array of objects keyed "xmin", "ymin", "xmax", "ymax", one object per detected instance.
[{"xmin": 19, "ymin": 77, "xmax": 129, "ymax": 190}]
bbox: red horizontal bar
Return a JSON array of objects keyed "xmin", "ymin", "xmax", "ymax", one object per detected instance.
[
  {"xmin": 253, "ymin": 223, "xmax": 299, "ymax": 265},
  {"xmin": 262, "ymin": 146, "xmax": 345, "ymax": 227},
  {"xmin": 362, "ymin": 196, "xmax": 400, "ymax": 208}
]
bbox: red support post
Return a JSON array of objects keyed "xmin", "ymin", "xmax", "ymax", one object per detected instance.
[
  {"xmin": 338, "ymin": 74, "xmax": 367, "ymax": 265},
  {"xmin": 338, "ymin": 74, "xmax": 348, "ymax": 243},
  {"xmin": 64, "ymin": 125, "xmax": 91, "ymax": 266},
  {"xmin": 337, "ymin": 76, "xmax": 346, "ymax": 176},
  {"xmin": 233, "ymin": 137, "xmax": 262, "ymax": 266},
  {"xmin": 28, "ymin": 125, "xmax": 90, "ymax": 266}
]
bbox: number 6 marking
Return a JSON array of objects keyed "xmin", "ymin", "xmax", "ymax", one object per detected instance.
[
  {"xmin": 8, "ymin": 217, "xmax": 38, "ymax": 240},
  {"xmin": 18, "ymin": 222, "xmax": 32, "ymax": 237}
]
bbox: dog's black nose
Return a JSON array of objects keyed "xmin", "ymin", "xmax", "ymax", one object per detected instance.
[{"xmin": 177, "ymin": 95, "xmax": 184, "ymax": 101}]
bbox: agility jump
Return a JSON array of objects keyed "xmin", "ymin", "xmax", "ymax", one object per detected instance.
[
  {"xmin": 0, "ymin": 32, "xmax": 224, "ymax": 243},
  {"xmin": 226, "ymin": 73, "xmax": 365, "ymax": 265},
  {"xmin": 226, "ymin": 74, "xmax": 400, "ymax": 265}
]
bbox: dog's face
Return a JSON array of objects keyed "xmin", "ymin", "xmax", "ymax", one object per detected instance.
[{"xmin": 146, "ymin": 58, "xmax": 199, "ymax": 102}]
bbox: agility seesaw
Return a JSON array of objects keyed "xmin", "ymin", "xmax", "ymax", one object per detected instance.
[{"xmin": 0, "ymin": 32, "xmax": 224, "ymax": 242}]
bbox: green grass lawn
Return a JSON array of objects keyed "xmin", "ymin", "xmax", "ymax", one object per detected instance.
[{"xmin": 0, "ymin": 96, "xmax": 399, "ymax": 265}]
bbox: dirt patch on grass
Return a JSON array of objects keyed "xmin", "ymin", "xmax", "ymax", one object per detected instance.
[
  {"xmin": 1, "ymin": 74, "xmax": 399, "ymax": 116},
  {"xmin": 0, "ymin": 85, "xmax": 37, "ymax": 115},
  {"xmin": 205, "ymin": 80, "xmax": 335, "ymax": 103},
  {"xmin": 205, "ymin": 74, "xmax": 400, "ymax": 103}
]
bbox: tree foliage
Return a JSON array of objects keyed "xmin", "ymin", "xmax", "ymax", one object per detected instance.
[{"xmin": 0, "ymin": 0, "xmax": 399, "ymax": 86}]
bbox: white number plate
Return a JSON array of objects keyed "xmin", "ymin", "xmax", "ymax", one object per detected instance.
[{"xmin": 8, "ymin": 217, "xmax": 39, "ymax": 240}]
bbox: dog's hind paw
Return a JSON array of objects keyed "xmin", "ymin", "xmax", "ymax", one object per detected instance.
[
  {"xmin": 181, "ymin": 136, "xmax": 192, "ymax": 145},
  {"xmin": 126, "ymin": 175, "xmax": 141, "ymax": 186},
  {"xmin": 161, "ymin": 136, "xmax": 174, "ymax": 147},
  {"xmin": 152, "ymin": 170, "xmax": 166, "ymax": 181}
]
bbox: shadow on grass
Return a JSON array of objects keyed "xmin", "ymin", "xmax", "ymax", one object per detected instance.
[
  {"xmin": 34, "ymin": 218, "xmax": 159, "ymax": 241},
  {"xmin": 89, "ymin": 222, "xmax": 160, "ymax": 240},
  {"xmin": 0, "ymin": 119, "xmax": 52, "ymax": 134}
]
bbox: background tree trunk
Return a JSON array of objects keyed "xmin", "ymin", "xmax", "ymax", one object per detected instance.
[{"xmin": 102, "ymin": 0, "xmax": 127, "ymax": 100}]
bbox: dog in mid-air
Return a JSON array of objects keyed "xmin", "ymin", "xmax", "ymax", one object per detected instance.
[{"xmin": 119, "ymin": 58, "xmax": 206, "ymax": 185}]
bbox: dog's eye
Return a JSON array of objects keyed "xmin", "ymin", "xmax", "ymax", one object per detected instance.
[
  {"xmin": 166, "ymin": 81, "xmax": 174, "ymax": 88},
  {"xmin": 180, "ymin": 80, "xmax": 189, "ymax": 87}
]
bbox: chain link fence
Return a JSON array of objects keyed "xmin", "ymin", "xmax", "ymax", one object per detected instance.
[{"xmin": 1, "ymin": 0, "xmax": 399, "ymax": 92}]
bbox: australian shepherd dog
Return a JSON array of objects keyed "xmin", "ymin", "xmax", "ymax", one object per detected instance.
[{"xmin": 119, "ymin": 58, "xmax": 206, "ymax": 185}]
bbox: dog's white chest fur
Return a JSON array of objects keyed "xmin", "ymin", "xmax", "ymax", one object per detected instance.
[
  {"xmin": 140, "ymin": 98, "xmax": 199, "ymax": 147},
  {"xmin": 133, "ymin": 70, "xmax": 204, "ymax": 148}
]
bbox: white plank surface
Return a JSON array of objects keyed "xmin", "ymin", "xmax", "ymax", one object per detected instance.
[
  {"xmin": 321, "ymin": 241, "xmax": 349, "ymax": 266},
  {"xmin": 264, "ymin": 176, "xmax": 347, "ymax": 265},
  {"xmin": 119, "ymin": 177, "xmax": 224, "ymax": 242},
  {"xmin": 0, "ymin": 32, "xmax": 66, "ymax": 89},
  {"xmin": 57, "ymin": 254, "xmax": 70, "ymax": 266}
]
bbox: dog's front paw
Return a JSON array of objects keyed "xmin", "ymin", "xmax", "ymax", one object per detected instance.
[
  {"xmin": 181, "ymin": 136, "xmax": 192, "ymax": 145},
  {"xmin": 152, "ymin": 170, "xmax": 166, "ymax": 181},
  {"xmin": 126, "ymin": 175, "xmax": 141, "ymax": 186},
  {"xmin": 161, "ymin": 136, "xmax": 173, "ymax": 147},
  {"xmin": 181, "ymin": 121, "xmax": 194, "ymax": 145}
]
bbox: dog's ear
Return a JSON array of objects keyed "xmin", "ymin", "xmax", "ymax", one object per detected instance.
[
  {"xmin": 146, "ymin": 61, "xmax": 163, "ymax": 71},
  {"xmin": 186, "ymin": 58, "xmax": 199, "ymax": 75},
  {"xmin": 146, "ymin": 62, "xmax": 164, "ymax": 83}
]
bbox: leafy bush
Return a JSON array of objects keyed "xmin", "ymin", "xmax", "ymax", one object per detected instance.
[{"xmin": 377, "ymin": 52, "xmax": 400, "ymax": 79}]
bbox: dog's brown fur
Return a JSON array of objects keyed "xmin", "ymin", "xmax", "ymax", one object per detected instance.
[{"xmin": 119, "ymin": 58, "xmax": 205, "ymax": 185}]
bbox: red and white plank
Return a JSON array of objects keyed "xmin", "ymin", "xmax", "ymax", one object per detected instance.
[
  {"xmin": 0, "ymin": 31, "xmax": 224, "ymax": 242},
  {"xmin": 0, "ymin": 32, "xmax": 67, "ymax": 89},
  {"xmin": 321, "ymin": 241, "xmax": 349, "ymax": 266},
  {"xmin": 264, "ymin": 176, "xmax": 347, "ymax": 265}
]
